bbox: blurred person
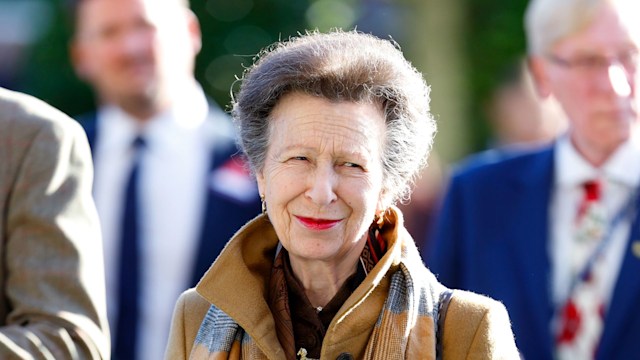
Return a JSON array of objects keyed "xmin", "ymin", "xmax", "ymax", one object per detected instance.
[
  {"xmin": 0, "ymin": 87, "xmax": 109, "ymax": 358},
  {"xmin": 428, "ymin": 0, "xmax": 640, "ymax": 358},
  {"xmin": 396, "ymin": 153, "xmax": 446, "ymax": 251},
  {"xmin": 409, "ymin": 59, "xmax": 568, "ymax": 253},
  {"xmin": 165, "ymin": 30, "xmax": 519, "ymax": 360},
  {"xmin": 486, "ymin": 57, "xmax": 567, "ymax": 148},
  {"xmin": 69, "ymin": 0, "xmax": 260, "ymax": 359}
]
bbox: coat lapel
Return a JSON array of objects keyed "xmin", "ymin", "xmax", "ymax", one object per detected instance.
[
  {"xmin": 189, "ymin": 106, "xmax": 261, "ymax": 286},
  {"xmin": 501, "ymin": 146, "xmax": 555, "ymax": 358},
  {"xmin": 597, "ymin": 189, "xmax": 640, "ymax": 358},
  {"xmin": 76, "ymin": 112, "xmax": 98, "ymax": 152},
  {"xmin": 189, "ymin": 143, "xmax": 240, "ymax": 285}
]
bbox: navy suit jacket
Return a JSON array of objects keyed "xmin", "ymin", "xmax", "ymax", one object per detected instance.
[
  {"xmin": 79, "ymin": 107, "xmax": 261, "ymax": 287},
  {"xmin": 427, "ymin": 145, "xmax": 640, "ymax": 360}
]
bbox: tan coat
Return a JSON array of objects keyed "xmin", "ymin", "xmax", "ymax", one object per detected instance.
[
  {"xmin": 166, "ymin": 209, "xmax": 519, "ymax": 359},
  {"xmin": 0, "ymin": 88, "xmax": 110, "ymax": 358}
]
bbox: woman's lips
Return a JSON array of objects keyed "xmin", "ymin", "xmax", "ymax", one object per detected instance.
[{"xmin": 296, "ymin": 216, "xmax": 341, "ymax": 230}]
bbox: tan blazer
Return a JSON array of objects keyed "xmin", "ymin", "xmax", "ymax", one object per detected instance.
[{"xmin": 0, "ymin": 88, "xmax": 110, "ymax": 358}]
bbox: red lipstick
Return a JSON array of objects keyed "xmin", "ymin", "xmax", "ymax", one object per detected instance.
[{"xmin": 296, "ymin": 216, "xmax": 340, "ymax": 230}]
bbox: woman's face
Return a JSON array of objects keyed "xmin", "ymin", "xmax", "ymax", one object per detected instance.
[{"xmin": 256, "ymin": 92, "xmax": 386, "ymax": 269}]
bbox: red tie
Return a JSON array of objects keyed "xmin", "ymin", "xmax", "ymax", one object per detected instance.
[
  {"xmin": 576, "ymin": 180, "xmax": 601, "ymax": 222},
  {"xmin": 556, "ymin": 179, "xmax": 606, "ymax": 359}
]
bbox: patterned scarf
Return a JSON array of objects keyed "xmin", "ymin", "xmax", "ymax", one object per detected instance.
[{"xmin": 190, "ymin": 223, "xmax": 444, "ymax": 359}]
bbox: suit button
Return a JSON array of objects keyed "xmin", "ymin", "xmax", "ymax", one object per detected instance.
[{"xmin": 336, "ymin": 353, "xmax": 353, "ymax": 360}]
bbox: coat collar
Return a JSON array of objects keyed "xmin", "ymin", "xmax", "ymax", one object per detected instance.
[{"xmin": 195, "ymin": 207, "xmax": 410, "ymax": 358}]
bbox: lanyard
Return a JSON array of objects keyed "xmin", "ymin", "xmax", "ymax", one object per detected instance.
[{"xmin": 565, "ymin": 188, "xmax": 638, "ymax": 301}]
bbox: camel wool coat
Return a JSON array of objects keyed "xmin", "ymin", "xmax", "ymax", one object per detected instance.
[{"xmin": 165, "ymin": 208, "xmax": 519, "ymax": 359}]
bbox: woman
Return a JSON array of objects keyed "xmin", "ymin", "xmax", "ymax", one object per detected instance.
[{"xmin": 166, "ymin": 30, "xmax": 519, "ymax": 359}]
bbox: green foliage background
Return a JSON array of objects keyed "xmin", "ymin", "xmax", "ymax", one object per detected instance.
[
  {"xmin": 15, "ymin": 0, "xmax": 532, "ymax": 158},
  {"xmin": 19, "ymin": 0, "xmax": 314, "ymax": 117},
  {"xmin": 461, "ymin": 0, "xmax": 529, "ymax": 151}
]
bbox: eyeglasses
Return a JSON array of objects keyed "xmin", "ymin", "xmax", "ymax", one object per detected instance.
[{"xmin": 546, "ymin": 51, "xmax": 639, "ymax": 73}]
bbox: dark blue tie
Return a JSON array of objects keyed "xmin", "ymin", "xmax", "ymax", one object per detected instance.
[{"xmin": 114, "ymin": 136, "xmax": 145, "ymax": 360}]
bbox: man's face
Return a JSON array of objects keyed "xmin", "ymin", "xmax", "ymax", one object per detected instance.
[
  {"xmin": 531, "ymin": 3, "xmax": 640, "ymax": 161},
  {"xmin": 72, "ymin": 0, "xmax": 200, "ymax": 112}
]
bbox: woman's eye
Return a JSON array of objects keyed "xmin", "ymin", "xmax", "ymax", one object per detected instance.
[
  {"xmin": 292, "ymin": 156, "xmax": 308, "ymax": 161},
  {"xmin": 344, "ymin": 162, "xmax": 362, "ymax": 169}
]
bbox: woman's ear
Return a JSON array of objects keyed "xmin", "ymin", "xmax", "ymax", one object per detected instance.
[
  {"xmin": 376, "ymin": 190, "xmax": 390, "ymax": 214},
  {"xmin": 256, "ymin": 170, "xmax": 266, "ymax": 198}
]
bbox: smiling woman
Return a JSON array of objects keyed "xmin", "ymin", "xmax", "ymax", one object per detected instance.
[
  {"xmin": 259, "ymin": 93, "xmax": 387, "ymax": 280},
  {"xmin": 165, "ymin": 30, "xmax": 519, "ymax": 360}
]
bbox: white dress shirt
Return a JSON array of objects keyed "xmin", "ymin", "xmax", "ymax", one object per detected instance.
[
  {"xmin": 550, "ymin": 134, "xmax": 640, "ymax": 310},
  {"xmin": 92, "ymin": 84, "xmax": 211, "ymax": 360}
]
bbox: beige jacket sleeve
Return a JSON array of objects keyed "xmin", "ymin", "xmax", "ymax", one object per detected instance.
[
  {"xmin": 0, "ymin": 88, "xmax": 110, "ymax": 359},
  {"xmin": 442, "ymin": 290, "xmax": 521, "ymax": 360}
]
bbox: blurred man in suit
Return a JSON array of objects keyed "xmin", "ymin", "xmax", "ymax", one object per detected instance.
[
  {"xmin": 428, "ymin": 0, "xmax": 640, "ymax": 359},
  {"xmin": 0, "ymin": 87, "xmax": 109, "ymax": 358},
  {"xmin": 69, "ymin": 0, "xmax": 260, "ymax": 358}
]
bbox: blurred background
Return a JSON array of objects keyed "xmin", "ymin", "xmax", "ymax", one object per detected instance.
[{"xmin": 0, "ymin": 0, "xmax": 535, "ymax": 164}]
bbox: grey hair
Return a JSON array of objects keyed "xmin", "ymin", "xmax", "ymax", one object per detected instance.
[
  {"xmin": 231, "ymin": 29, "xmax": 436, "ymax": 206},
  {"xmin": 524, "ymin": 0, "xmax": 632, "ymax": 55}
]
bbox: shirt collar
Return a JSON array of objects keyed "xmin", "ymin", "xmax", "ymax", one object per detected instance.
[
  {"xmin": 555, "ymin": 133, "xmax": 640, "ymax": 188},
  {"xmin": 97, "ymin": 83, "xmax": 209, "ymax": 152},
  {"xmin": 96, "ymin": 105, "xmax": 140, "ymax": 154},
  {"xmin": 601, "ymin": 135, "xmax": 640, "ymax": 187}
]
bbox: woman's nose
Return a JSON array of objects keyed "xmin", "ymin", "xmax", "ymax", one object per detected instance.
[{"xmin": 305, "ymin": 164, "xmax": 338, "ymax": 206}]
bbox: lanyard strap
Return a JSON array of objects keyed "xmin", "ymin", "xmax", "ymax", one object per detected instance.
[{"xmin": 566, "ymin": 188, "xmax": 639, "ymax": 298}]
